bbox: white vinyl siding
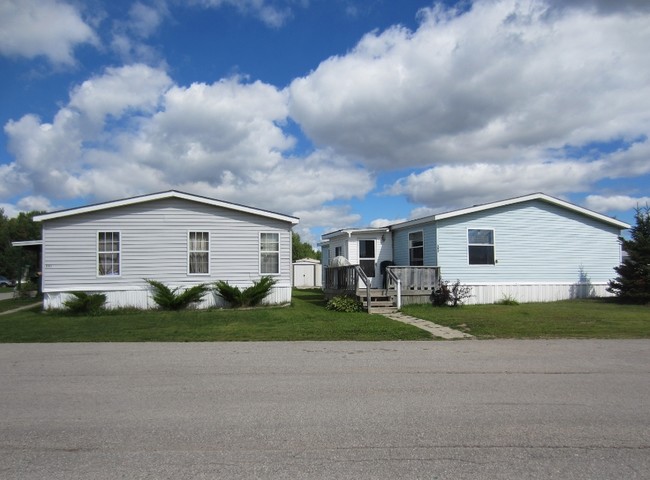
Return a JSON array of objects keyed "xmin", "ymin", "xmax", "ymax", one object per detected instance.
[
  {"xmin": 260, "ymin": 232, "xmax": 280, "ymax": 275},
  {"xmin": 392, "ymin": 225, "xmax": 437, "ymax": 266},
  {"xmin": 40, "ymin": 197, "xmax": 292, "ymax": 295},
  {"xmin": 188, "ymin": 231, "xmax": 209, "ymax": 275},
  {"xmin": 98, "ymin": 231, "xmax": 120, "ymax": 276}
]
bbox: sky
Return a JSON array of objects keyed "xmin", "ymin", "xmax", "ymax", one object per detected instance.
[{"xmin": 1, "ymin": 0, "xmax": 649, "ymax": 245}]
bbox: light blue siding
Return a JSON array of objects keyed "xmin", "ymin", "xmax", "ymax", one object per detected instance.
[
  {"xmin": 436, "ymin": 200, "xmax": 622, "ymax": 284},
  {"xmin": 392, "ymin": 224, "xmax": 437, "ymax": 266}
]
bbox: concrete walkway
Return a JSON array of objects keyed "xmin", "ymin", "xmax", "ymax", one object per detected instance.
[
  {"xmin": 0, "ymin": 302, "xmax": 42, "ymax": 316},
  {"xmin": 382, "ymin": 311, "xmax": 474, "ymax": 339}
]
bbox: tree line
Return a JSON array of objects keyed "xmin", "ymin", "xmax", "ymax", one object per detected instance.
[{"xmin": 0, "ymin": 210, "xmax": 43, "ymax": 281}]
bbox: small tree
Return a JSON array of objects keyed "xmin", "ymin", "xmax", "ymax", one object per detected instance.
[
  {"xmin": 607, "ymin": 205, "xmax": 650, "ymax": 303},
  {"xmin": 431, "ymin": 280, "xmax": 473, "ymax": 307}
]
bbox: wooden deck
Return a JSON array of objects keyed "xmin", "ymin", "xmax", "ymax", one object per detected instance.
[{"xmin": 324, "ymin": 265, "xmax": 441, "ymax": 312}]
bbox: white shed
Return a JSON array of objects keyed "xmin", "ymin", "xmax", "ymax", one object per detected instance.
[{"xmin": 292, "ymin": 258, "xmax": 322, "ymax": 288}]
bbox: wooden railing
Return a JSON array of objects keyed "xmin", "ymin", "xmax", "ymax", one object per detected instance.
[
  {"xmin": 386, "ymin": 266, "xmax": 441, "ymax": 291},
  {"xmin": 324, "ymin": 265, "xmax": 372, "ymax": 311},
  {"xmin": 324, "ymin": 265, "xmax": 358, "ymax": 293}
]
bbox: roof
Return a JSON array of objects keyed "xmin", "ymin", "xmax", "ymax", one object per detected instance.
[
  {"xmin": 391, "ymin": 192, "xmax": 631, "ymax": 230},
  {"xmin": 11, "ymin": 240, "xmax": 43, "ymax": 247},
  {"xmin": 33, "ymin": 190, "xmax": 299, "ymax": 225},
  {"xmin": 321, "ymin": 227, "xmax": 390, "ymax": 240}
]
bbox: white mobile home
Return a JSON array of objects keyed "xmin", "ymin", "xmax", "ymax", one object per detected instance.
[
  {"xmin": 322, "ymin": 193, "xmax": 630, "ymax": 307},
  {"xmin": 35, "ymin": 191, "xmax": 299, "ymax": 309}
]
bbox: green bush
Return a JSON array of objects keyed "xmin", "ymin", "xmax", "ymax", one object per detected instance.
[
  {"xmin": 431, "ymin": 280, "xmax": 473, "ymax": 307},
  {"xmin": 63, "ymin": 292, "xmax": 107, "ymax": 315},
  {"xmin": 146, "ymin": 280, "xmax": 209, "ymax": 310},
  {"xmin": 495, "ymin": 294, "xmax": 519, "ymax": 306},
  {"xmin": 326, "ymin": 295, "xmax": 363, "ymax": 312},
  {"xmin": 214, "ymin": 276, "xmax": 277, "ymax": 308}
]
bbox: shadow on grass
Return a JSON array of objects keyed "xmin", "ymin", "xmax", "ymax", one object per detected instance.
[{"xmin": 293, "ymin": 288, "xmax": 328, "ymax": 307}]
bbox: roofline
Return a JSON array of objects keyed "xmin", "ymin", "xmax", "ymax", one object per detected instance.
[
  {"xmin": 391, "ymin": 193, "xmax": 631, "ymax": 230},
  {"xmin": 33, "ymin": 190, "xmax": 299, "ymax": 225},
  {"xmin": 12, "ymin": 240, "xmax": 43, "ymax": 247},
  {"xmin": 321, "ymin": 227, "xmax": 390, "ymax": 239}
]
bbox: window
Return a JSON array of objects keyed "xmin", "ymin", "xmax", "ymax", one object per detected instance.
[
  {"xmin": 359, "ymin": 240, "xmax": 376, "ymax": 277},
  {"xmin": 334, "ymin": 246, "xmax": 343, "ymax": 257},
  {"xmin": 468, "ymin": 229, "xmax": 495, "ymax": 265},
  {"xmin": 98, "ymin": 232, "xmax": 120, "ymax": 276},
  {"xmin": 409, "ymin": 231, "xmax": 424, "ymax": 266},
  {"xmin": 188, "ymin": 232, "xmax": 209, "ymax": 274},
  {"xmin": 260, "ymin": 232, "xmax": 280, "ymax": 274}
]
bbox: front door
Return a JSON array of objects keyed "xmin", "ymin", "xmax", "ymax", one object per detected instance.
[{"xmin": 359, "ymin": 240, "xmax": 376, "ymax": 281}]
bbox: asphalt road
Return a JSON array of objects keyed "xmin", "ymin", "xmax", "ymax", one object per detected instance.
[{"xmin": 1, "ymin": 340, "xmax": 649, "ymax": 479}]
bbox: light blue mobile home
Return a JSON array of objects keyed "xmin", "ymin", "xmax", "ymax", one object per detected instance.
[
  {"xmin": 35, "ymin": 191, "xmax": 299, "ymax": 310},
  {"xmin": 322, "ymin": 193, "xmax": 630, "ymax": 305}
]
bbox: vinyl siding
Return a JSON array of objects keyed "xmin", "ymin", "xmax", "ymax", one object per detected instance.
[
  {"xmin": 41, "ymin": 197, "xmax": 293, "ymax": 301},
  {"xmin": 436, "ymin": 200, "xmax": 622, "ymax": 284},
  {"xmin": 392, "ymin": 224, "xmax": 437, "ymax": 266}
]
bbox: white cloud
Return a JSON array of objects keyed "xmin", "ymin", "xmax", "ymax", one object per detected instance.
[
  {"xmin": 387, "ymin": 160, "xmax": 606, "ymax": 210},
  {"xmin": 369, "ymin": 218, "xmax": 405, "ymax": 228},
  {"xmin": 0, "ymin": 0, "xmax": 97, "ymax": 65},
  {"xmin": 4, "ymin": 64, "xmax": 173, "ymax": 198},
  {"xmin": 110, "ymin": 2, "xmax": 168, "ymax": 63},
  {"xmin": 289, "ymin": 0, "xmax": 650, "ymax": 170},
  {"xmin": 584, "ymin": 195, "xmax": 650, "ymax": 213},
  {"xmin": 2, "ymin": 65, "xmax": 373, "ymax": 233},
  {"xmin": 188, "ymin": 0, "xmax": 294, "ymax": 27}
]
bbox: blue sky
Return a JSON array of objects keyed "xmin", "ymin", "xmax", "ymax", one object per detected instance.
[{"xmin": 1, "ymin": 0, "xmax": 649, "ymax": 244}]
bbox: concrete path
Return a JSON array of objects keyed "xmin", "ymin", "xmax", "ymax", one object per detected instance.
[
  {"xmin": 0, "ymin": 302, "xmax": 42, "ymax": 316},
  {"xmin": 382, "ymin": 311, "xmax": 474, "ymax": 339}
]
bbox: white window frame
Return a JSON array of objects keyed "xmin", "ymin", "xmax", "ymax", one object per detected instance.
[
  {"xmin": 467, "ymin": 228, "xmax": 496, "ymax": 265},
  {"xmin": 188, "ymin": 231, "xmax": 210, "ymax": 275},
  {"xmin": 259, "ymin": 232, "xmax": 280, "ymax": 275},
  {"xmin": 408, "ymin": 230, "xmax": 424, "ymax": 266},
  {"xmin": 334, "ymin": 246, "xmax": 343, "ymax": 258},
  {"xmin": 97, "ymin": 231, "xmax": 121, "ymax": 277}
]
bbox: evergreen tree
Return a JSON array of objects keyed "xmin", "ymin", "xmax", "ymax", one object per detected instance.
[{"xmin": 607, "ymin": 205, "xmax": 650, "ymax": 303}]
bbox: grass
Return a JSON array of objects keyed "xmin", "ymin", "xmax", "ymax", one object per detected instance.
[
  {"xmin": 0, "ymin": 289, "xmax": 431, "ymax": 343},
  {"xmin": 0, "ymin": 295, "xmax": 42, "ymax": 313},
  {"xmin": 402, "ymin": 298, "xmax": 650, "ymax": 339}
]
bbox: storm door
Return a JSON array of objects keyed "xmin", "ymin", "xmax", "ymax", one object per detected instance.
[{"xmin": 358, "ymin": 240, "xmax": 376, "ymax": 278}]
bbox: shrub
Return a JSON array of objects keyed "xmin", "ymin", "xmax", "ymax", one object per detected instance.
[
  {"xmin": 326, "ymin": 295, "xmax": 363, "ymax": 312},
  {"xmin": 16, "ymin": 281, "xmax": 38, "ymax": 298},
  {"xmin": 495, "ymin": 294, "xmax": 519, "ymax": 306},
  {"xmin": 431, "ymin": 280, "xmax": 473, "ymax": 307},
  {"xmin": 63, "ymin": 292, "xmax": 107, "ymax": 315},
  {"xmin": 431, "ymin": 282, "xmax": 451, "ymax": 307},
  {"xmin": 214, "ymin": 276, "xmax": 277, "ymax": 308},
  {"xmin": 146, "ymin": 280, "xmax": 209, "ymax": 310}
]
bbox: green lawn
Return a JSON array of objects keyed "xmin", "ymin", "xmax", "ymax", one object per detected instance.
[
  {"xmin": 2, "ymin": 290, "xmax": 648, "ymax": 342},
  {"xmin": 0, "ymin": 289, "xmax": 431, "ymax": 342},
  {"xmin": 0, "ymin": 295, "xmax": 42, "ymax": 313},
  {"xmin": 402, "ymin": 299, "xmax": 650, "ymax": 339}
]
